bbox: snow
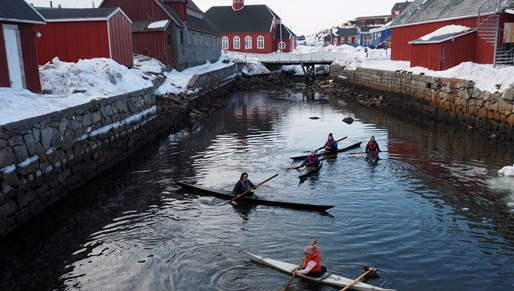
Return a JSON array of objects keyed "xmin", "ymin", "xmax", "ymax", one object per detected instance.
[
  {"xmin": 1, "ymin": 43, "xmax": 514, "ymax": 126},
  {"xmin": 147, "ymin": 20, "xmax": 169, "ymax": 29},
  {"xmin": 498, "ymin": 164, "xmax": 514, "ymax": 176},
  {"xmin": 418, "ymin": 25, "xmax": 471, "ymax": 41}
]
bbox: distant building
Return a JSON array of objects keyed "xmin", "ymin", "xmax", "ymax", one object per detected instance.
[
  {"xmin": 0, "ymin": 0, "xmax": 45, "ymax": 93},
  {"xmin": 35, "ymin": 8, "xmax": 134, "ymax": 67},
  {"xmin": 354, "ymin": 15, "xmax": 391, "ymax": 27},
  {"xmin": 323, "ymin": 27, "xmax": 358, "ymax": 46},
  {"xmin": 100, "ymin": 0, "xmax": 220, "ymax": 71},
  {"xmin": 391, "ymin": 1, "xmax": 412, "ymax": 19},
  {"xmin": 205, "ymin": 0, "xmax": 297, "ymax": 53}
]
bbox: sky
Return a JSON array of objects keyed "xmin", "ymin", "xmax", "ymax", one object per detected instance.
[{"xmin": 28, "ymin": 0, "xmax": 403, "ymax": 36}]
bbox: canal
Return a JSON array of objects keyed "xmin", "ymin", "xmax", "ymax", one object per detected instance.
[{"xmin": 1, "ymin": 88, "xmax": 514, "ymax": 290}]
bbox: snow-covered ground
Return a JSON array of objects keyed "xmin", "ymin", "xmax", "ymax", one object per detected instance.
[{"xmin": 1, "ymin": 42, "xmax": 514, "ymax": 127}]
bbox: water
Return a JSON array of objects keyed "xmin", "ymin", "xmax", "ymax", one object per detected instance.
[{"xmin": 1, "ymin": 89, "xmax": 514, "ymax": 291}]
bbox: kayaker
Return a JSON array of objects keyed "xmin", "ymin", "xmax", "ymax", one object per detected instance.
[
  {"xmin": 365, "ymin": 135, "xmax": 381, "ymax": 162},
  {"xmin": 316, "ymin": 133, "xmax": 338, "ymax": 154},
  {"xmin": 232, "ymin": 172, "xmax": 256, "ymax": 198},
  {"xmin": 294, "ymin": 244, "xmax": 327, "ymax": 277},
  {"xmin": 299, "ymin": 152, "xmax": 320, "ymax": 168}
]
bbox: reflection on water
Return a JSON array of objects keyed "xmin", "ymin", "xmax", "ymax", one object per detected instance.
[{"xmin": 1, "ymin": 89, "xmax": 514, "ymax": 290}]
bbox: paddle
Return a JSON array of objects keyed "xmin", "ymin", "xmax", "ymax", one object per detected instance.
[
  {"xmin": 225, "ymin": 173, "xmax": 279, "ymax": 204},
  {"xmin": 315, "ymin": 136, "xmax": 348, "ymax": 153},
  {"xmin": 340, "ymin": 266, "xmax": 377, "ymax": 291},
  {"xmin": 290, "ymin": 157, "xmax": 328, "ymax": 170},
  {"xmin": 349, "ymin": 150, "xmax": 388, "ymax": 155},
  {"xmin": 282, "ymin": 239, "xmax": 317, "ymax": 291}
]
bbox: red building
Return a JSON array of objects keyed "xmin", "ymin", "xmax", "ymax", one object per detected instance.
[
  {"xmin": 205, "ymin": 0, "xmax": 297, "ymax": 53},
  {"xmin": 35, "ymin": 7, "xmax": 133, "ymax": 67},
  {"xmin": 391, "ymin": 1, "xmax": 411, "ymax": 19},
  {"xmin": 0, "ymin": 0, "xmax": 45, "ymax": 93},
  {"xmin": 391, "ymin": 0, "xmax": 514, "ymax": 69},
  {"xmin": 100, "ymin": 0, "xmax": 220, "ymax": 71},
  {"xmin": 409, "ymin": 28, "xmax": 476, "ymax": 70}
]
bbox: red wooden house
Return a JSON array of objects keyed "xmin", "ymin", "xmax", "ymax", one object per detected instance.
[
  {"xmin": 391, "ymin": 1, "xmax": 412, "ymax": 19},
  {"xmin": 0, "ymin": 0, "xmax": 45, "ymax": 93},
  {"xmin": 323, "ymin": 27, "xmax": 358, "ymax": 46},
  {"xmin": 100, "ymin": 0, "xmax": 220, "ymax": 71},
  {"xmin": 205, "ymin": 0, "xmax": 297, "ymax": 53},
  {"xmin": 391, "ymin": 0, "xmax": 514, "ymax": 70},
  {"xmin": 35, "ymin": 7, "xmax": 133, "ymax": 67}
]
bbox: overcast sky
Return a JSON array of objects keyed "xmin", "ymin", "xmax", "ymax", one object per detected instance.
[{"xmin": 28, "ymin": 0, "xmax": 405, "ymax": 36}]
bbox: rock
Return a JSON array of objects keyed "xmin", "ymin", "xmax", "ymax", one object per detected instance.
[{"xmin": 342, "ymin": 117, "xmax": 354, "ymax": 124}]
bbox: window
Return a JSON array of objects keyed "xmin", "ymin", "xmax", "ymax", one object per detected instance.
[
  {"xmin": 234, "ymin": 36, "xmax": 240, "ymax": 49},
  {"xmin": 257, "ymin": 36, "xmax": 264, "ymax": 49},
  {"xmin": 278, "ymin": 41, "xmax": 286, "ymax": 50},
  {"xmin": 245, "ymin": 36, "xmax": 252, "ymax": 49},
  {"xmin": 222, "ymin": 36, "xmax": 229, "ymax": 49}
]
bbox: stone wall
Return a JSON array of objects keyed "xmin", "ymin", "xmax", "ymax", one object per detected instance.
[
  {"xmin": 0, "ymin": 87, "xmax": 157, "ymax": 236},
  {"xmin": 331, "ymin": 65, "xmax": 514, "ymax": 139}
]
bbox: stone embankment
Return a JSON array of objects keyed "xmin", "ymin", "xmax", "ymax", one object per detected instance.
[
  {"xmin": 0, "ymin": 64, "xmax": 238, "ymax": 237},
  {"xmin": 327, "ymin": 65, "xmax": 514, "ymax": 140}
]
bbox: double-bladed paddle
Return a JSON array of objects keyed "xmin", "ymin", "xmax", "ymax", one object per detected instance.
[
  {"xmin": 290, "ymin": 157, "xmax": 329, "ymax": 170},
  {"xmin": 225, "ymin": 173, "xmax": 279, "ymax": 204},
  {"xmin": 282, "ymin": 239, "xmax": 317, "ymax": 291},
  {"xmin": 340, "ymin": 266, "xmax": 378, "ymax": 291},
  {"xmin": 315, "ymin": 136, "xmax": 348, "ymax": 153}
]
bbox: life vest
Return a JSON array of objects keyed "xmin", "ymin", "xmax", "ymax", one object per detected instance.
[
  {"xmin": 303, "ymin": 248, "xmax": 322, "ymax": 273},
  {"xmin": 367, "ymin": 141, "xmax": 378, "ymax": 151},
  {"xmin": 307, "ymin": 155, "xmax": 318, "ymax": 165},
  {"xmin": 241, "ymin": 180, "xmax": 252, "ymax": 192},
  {"xmin": 326, "ymin": 138, "xmax": 337, "ymax": 149}
]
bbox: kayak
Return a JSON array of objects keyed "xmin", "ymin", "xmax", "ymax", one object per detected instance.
[
  {"xmin": 175, "ymin": 181, "xmax": 334, "ymax": 211},
  {"xmin": 366, "ymin": 151, "xmax": 380, "ymax": 165},
  {"xmin": 290, "ymin": 141, "xmax": 362, "ymax": 160},
  {"xmin": 244, "ymin": 251, "xmax": 396, "ymax": 291},
  {"xmin": 298, "ymin": 161, "xmax": 323, "ymax": 180}
]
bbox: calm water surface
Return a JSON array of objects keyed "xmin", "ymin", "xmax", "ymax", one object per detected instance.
[{"xmin": 1, "ymin": 89, "xmax": 514, "ymax": 291}]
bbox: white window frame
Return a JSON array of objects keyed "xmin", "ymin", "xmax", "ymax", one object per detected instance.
[
  {"xmin": 245, "ymin": 36, "xmax": 252, "ymax": 49},
  {"xmin": 257, "ymin": 35, "xmax": 264, "ymax": 49},
  {"xmin": 222, "ymin": 36, "xmax": 229, "ymax": 49},
  {"xmin": 234, "ymin": 36, "xmax": 241, "ymax": 49}
]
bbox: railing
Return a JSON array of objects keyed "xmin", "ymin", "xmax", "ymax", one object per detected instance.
[{"xmin": 240, "ymin": 51, "xmax": 345, "ymax": 64}]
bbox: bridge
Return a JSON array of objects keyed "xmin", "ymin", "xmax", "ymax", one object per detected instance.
[{"xmin": 239, "ymin": 51, "xmax": 345, "ymax": 81}]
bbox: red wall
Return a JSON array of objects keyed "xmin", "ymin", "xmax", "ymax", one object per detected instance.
[
  {"xmin": 35, "ymin": 21, "xmax": 110, "ymax": 64},
  {"xmin": 132, "ymin": 27, "xmax": 174, "ymax": 67},
  {"xmin": 0, "ymin": 26, "xmax": 9, "ymax": 88},
  {"xmin": 410, "ymin": 32, "xmax": 476, "ymax": 70},
  {"xmin": 108, "ymin": 12, "xmax": 134, "ymax": 67},
  {"xmin": 224, "ymin": 32, "xmax": 276, "ymax": 53},
  {"xmin": 0, "ymin": 23, "xmax": 42, "ymax": 93},
  {"xmin": 391, "ymin": 17, "xmax": 479, "ymax": 61}
]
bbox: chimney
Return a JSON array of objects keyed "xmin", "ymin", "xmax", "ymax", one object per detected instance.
[{"xmin": 233, "ymin": 0, "xmax": 244, "ymax": 11}]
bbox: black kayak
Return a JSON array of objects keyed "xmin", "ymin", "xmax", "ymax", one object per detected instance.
[
  {"xmin": 298, "ymin": 161, "xmax": 323, "ymax": 179},
  {"xmin": 175, "ymin": 181, "xmax": 334, "ymax": 211},
  {"xmin": 290, "ymin": 141, "xmax": 362, "ymax": 160}
]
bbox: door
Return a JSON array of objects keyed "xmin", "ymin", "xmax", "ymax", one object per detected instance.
[{"xmin": 2, "ymin": 24, "xmax": 25, "ymax": 89}]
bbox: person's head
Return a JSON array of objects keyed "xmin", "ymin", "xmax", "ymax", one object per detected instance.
[
  {"xmin": 309, "ymin": 152, "xmax": 315, "ymax": 157},
  {"xmin": 328, "ymin": 133, "xmax": 333, "ymax": 140},
  {"xmin": 304, "ymin": 245, "xmax": 317, "ymax": 256},
  {"xmin": 370, "ymin": 136, "xmax": 375, "ymax": 142},
  {"xmin": 240, "ymin": 172, "xmax": 249, "ymax": 181}
]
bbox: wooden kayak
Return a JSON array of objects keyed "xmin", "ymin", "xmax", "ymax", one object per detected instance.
[
  {"xmin": 366, "ymin": 151, "xmax": 380, "ymax": 165},
  {"xmin": 244, "ymin": 251, "xmax": 396, "ymax": 291},
  {"xmin": 298, "ymin": 161, "xmax": 323, "ymax": 180},
  {"xmin": 290, "ymin": 141, "xmax": 362, "ymax": 160},
  {"xmin": 175, "ymin": 181, "xmax": 334, "ymax": 211}
]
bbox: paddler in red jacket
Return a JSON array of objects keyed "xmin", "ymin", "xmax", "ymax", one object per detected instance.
[{"xmin": 295, "ymin": 244, "xmax": 327, "ymax": 277}]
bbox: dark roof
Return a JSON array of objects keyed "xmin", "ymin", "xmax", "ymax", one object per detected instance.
[
  {"xmin": 132, "ymin": 19, "xmax": 170, "ymax": 32},
  {"xmin": 36, "ymin": 7, "xmax": 119, "ymax": 20},
  {"xmin": 392, "ymin": 1, "xmax": 411, "ymax": 11},
  {"xmin": 0, "ymin": 0, "xmax": 45, "ymax": 24},
  {"xmin": 337, "ymin": 27, "xmax": 358, "ymax": 37},
  {"xmin": 274, "ymin": 24, "xmax": 295, "ymax": 40},
  {"xmin": 187, "ymin": 14, "xmax": 219, "ymax": 35},
  {"xmin": 205, "ymin": 4, "xmax": 280, "ymax": 33},
  {"xmin": 410, "ymin": 28, "xmax": 476, "ymax": 44},
  {"xmin": 392, "ymin": 0, "xmax": 500, "ymax": 27}
]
